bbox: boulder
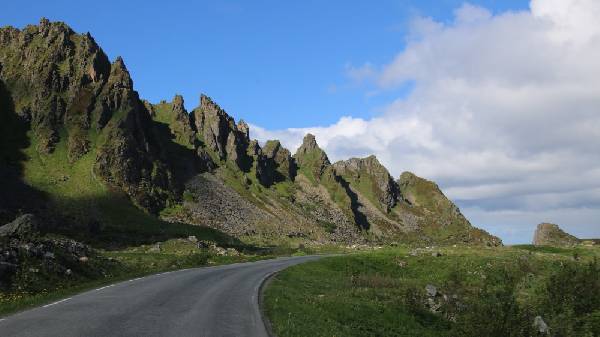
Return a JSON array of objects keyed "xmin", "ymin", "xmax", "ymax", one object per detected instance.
[
  {"xmin": 533, "ymin": 316, "xmax": 549, "ymax": 334},
  {"xmin": 425, "ymin": 284, "xmax": 438, "ymax": 297},
  {"xmin": 0, "ymin": 214, "xmax": 40, "ymax": 238}
]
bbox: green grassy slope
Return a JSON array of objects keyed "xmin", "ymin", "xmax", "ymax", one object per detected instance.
[{"xmin": 265, "ymin": 245, "xmax": 600, "ymax": 337}]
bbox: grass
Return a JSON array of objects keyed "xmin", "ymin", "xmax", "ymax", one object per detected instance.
[
  {"xmin": 338, "ymin": 168, "xmax": 389, "ymax": 214},
  {"xmin": 264, "ymin": 245, "xmax": 600, "ymax": 337}
]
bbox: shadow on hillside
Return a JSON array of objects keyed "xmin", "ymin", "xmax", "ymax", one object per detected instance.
[
  {"xmin": 336, "ymin": 176, "xmax": 370, "ymax": 230},
  {"xmin": 42, "ymin": 191, "xmax": 247, "ymax": 251},
  {"xmin": 149, "ymin": 120, "xmax": 204, "ymax": 188},
  {"xmin": 0, "ymin": 79, "xmax": 48, "ymax": 224},
  {"xmin": 0, "ymin": 78, "xmax": 246, "ymax": 251}
]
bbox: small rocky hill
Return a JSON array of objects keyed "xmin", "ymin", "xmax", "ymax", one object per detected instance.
[
  {"xmin": 0, "ymin": 19, "xmax": 502, "ymax": 247},
  {"xmin": 533, "ymin": 223, "xmax": 580, "ymax": 246}
]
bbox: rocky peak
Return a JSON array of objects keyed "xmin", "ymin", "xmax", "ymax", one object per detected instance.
[
  {"xmin": 237, "ymin": 119, "xmax": 250, "ymax": 142},
  {"xmin": 172, "ymin": 94, "xmax": 185, "ymax": 111},
  {"xmin": 294, "ymin": 134, "xmax": 331, "ymax": 181},
  {"xmin": 246, "ymin": 139, "xmax": 262, "ymax": 158},
  {"xmin": 167, "ymin": 94, "xmax": 195, "ymax": 147},
  {"xmin": 533, "ymin": 223, "xmax": 580, "ymax": 246},
  {"xmin": 298, "ymin": 133, "xmax": 322, "ymax": 153},
  {"xmin": 333, "ymin": 155, "xmax": 399, "ymax": 212},
  {"xmin": 192, "ymin": 94, "xmax": 250, "ymax": 170},
  {"xmin": 0, "ymin": 18, "xmax": 112, "ymax": 154},
  {"xmin": 108, "ymin": 56, "xmax": 133, "ymax": 89},
  {"xmin": 263, "ymin": 140, "xmax": 296, "ymax": 181},
  {"xmin": 142, "ymin": 100, "xmax": 155, "ymax": 117}
]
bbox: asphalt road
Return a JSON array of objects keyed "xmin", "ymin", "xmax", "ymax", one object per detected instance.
[{"xmin": 0, "ymin": 255, "xmax": 322, "ymax": 337}]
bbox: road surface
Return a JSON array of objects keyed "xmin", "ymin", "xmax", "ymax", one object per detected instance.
[{"xmin": 0, "ymin": 255, "xmax": 322, "ymax": 337}]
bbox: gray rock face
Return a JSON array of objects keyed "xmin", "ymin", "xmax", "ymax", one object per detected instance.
[
  {"xmin": 333, "ymin": 155, "xmax": 399, "ymax": 212},
  {"xmin": 192, "ymin": 94, "xmax": 250, "ymax": 170},
  {"xmin": 0, "ymin": 214, "xmax": 40, "ymax": 238},
  {"xmin": 533, "ymin": 223, "xmax": 580, "ymax": 246},
  {"xmin": 263, "ymin": 140, "xmax": 296, "ymax": 181}
]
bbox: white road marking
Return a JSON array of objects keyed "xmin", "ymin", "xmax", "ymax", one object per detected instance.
[
  {"xmin": 0, "ymin": 318, "xmax": 6, "ymax": 322},
  {"xmin": 43, "ymin": 298, "xmax": 71, "ymax": 308},
  {"xmin": 96, "ymin": 284, "xmax": 114, "ymax": 291}
]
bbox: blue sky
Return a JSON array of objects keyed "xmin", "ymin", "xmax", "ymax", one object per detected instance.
[{"xmin": 1, "ymin": 0, "xmax": 528, "ymax": 129}]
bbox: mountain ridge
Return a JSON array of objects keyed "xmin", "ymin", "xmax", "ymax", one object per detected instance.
[{"xmin": 0, "ymin": 18, "xmax": 501, "ymax": 247}]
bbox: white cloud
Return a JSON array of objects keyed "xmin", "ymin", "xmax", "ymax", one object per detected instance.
[{"xmin": 250, "ymin": 0, "xmax": 600, "ymax": 243}]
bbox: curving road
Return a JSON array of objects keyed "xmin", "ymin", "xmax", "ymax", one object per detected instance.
[{"xmin": 0, "ymin": 255, "xmax": 321, "ymax": 337}]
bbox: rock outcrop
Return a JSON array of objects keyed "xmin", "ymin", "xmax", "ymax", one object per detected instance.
[
  {"xmin": 333, "ymin": 155, "xmax": 399, "ymax": 212},
  {"xmin": 192, "ymin": 95, "xmax": 251, "ymax": 170},
  {"xmin": 262, "ymin": 140, "xmax": 296, "ymax": 181},
  {"xmin": 0, "ymin": 19, "xmax": 179, "ymax": 213},
  {"xmin": 294, "ymin": 134, "xmax": 331, "ymax": 182},
  {"xmin": 533, "ymin": 223, "xmax": 580, "ymax": 246},
  {"xmin": 0, "ymin": 214, "xmax": 40, "ymax": 238}
]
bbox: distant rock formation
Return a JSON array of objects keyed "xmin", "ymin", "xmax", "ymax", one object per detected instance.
[{"xmin": 533, "ymin": 223, "xmax": 580, "ymax": 246}]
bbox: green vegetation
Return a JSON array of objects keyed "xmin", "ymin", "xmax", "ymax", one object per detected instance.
[
  {"xmin": 151, "ymin": 101, "xmax": 195, "ymax": 150},
  {"xmin": 20, "ymin": 132, "xmax": 238, "ymax": 248},
  {"xmin": 339, "ymin": 171, "xmax": 385, "ymax": 212},
  {"xmin": 265, "ymin": 245, "xmax": 600, "ymax": 337}
]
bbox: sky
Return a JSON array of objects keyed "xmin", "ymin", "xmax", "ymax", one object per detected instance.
[{"xmin": 2, "ymin": 0, "xmax": 599, "ymax": 244}]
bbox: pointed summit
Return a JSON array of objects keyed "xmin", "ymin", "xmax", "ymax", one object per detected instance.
[
  {"xmin": 295, "ymin": 134, "xmax": 330, "ymax": 164},
  {"xmin": 108, "ymin": 56, "xmax": 133, "ymax": 89},
  {"xmin": 294, "ymin": 134, "xmax": 331, "ymax": 181},
  {"xmin": 298, "ymin": 133, "xmax": 321, "ymax": 151}
]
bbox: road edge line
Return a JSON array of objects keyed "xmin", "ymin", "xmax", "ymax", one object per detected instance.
[{"xmin": 258, "ymin": 270, "xmax": 279, "ymax": 337}]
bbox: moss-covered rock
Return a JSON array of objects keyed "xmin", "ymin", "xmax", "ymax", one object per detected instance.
[
  {"xmin": 333, "ymin": 155, "xmax": 399, "ymax": 213},
  {"xmin": 0, "ymin": 19, "xmax": 179, "ymax": 214},
  {"xmin": 398, "ymin": 172, "xmax": 502, "ymax": 246}
]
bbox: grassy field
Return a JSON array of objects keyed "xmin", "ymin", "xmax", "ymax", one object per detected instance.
[{"xmin": 264, "ymin": 245, "xmax": 600, "ymax": 337}]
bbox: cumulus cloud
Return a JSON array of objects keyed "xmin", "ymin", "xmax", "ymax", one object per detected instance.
[{"xmin": 250, "ymin": 0, "xmax": 600, "ymax": 243}]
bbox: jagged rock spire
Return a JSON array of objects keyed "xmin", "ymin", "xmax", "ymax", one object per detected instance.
[
  {"xmin": 192, "ymin": 94, "xmax": 251, "ymax": 170},
  {"xmin": 263, "ymin": 140, "xmax": 296, "ymax": 181},
  {"xmin": 294, "ymin": 133, "xmax": 330, "ymax": 181}
]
